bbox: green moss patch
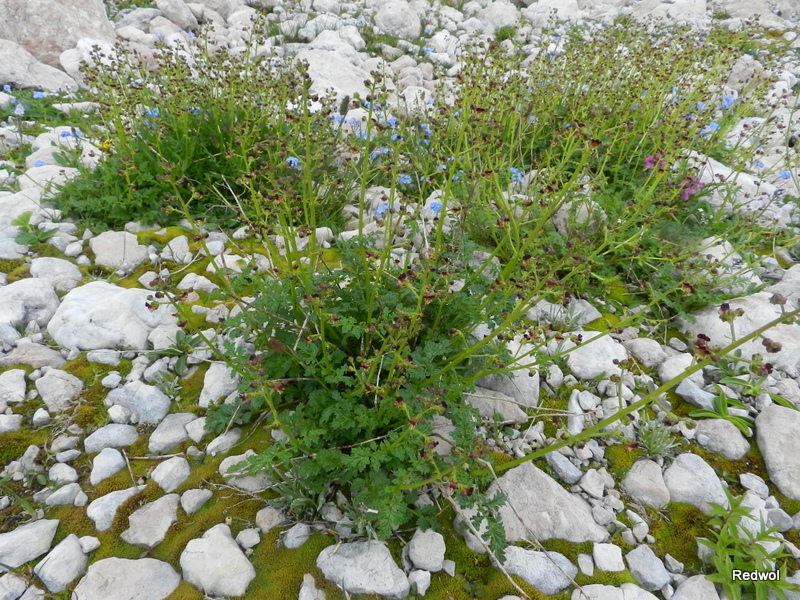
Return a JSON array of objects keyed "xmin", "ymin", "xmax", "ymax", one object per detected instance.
[
  {"xmin": 605, "ymin": 443, "xmax": 643, "ymax": 479},
  {"xmin": 647, "ymin": 502, "xmax": 708, "ymax": 573}
]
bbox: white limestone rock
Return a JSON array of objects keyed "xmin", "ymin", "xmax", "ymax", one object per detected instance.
[
  {"xmin": 456, "ymin": 462, "xmax": 608, "ymax": 551},
  {"xmin": 464, "ymin": 385, "xmax": 528, "ymax": 423},
  {"xmin": 29, "ymin": 257, "xmax": 82, "ymax": 292},
  {"xmin": 89, "ymin": 448, "xmax": 126, "ymax": 486},
  {"xmin": 679, "ymin": 292, "xmax": 800, "ymax": 378},
  {"xmin": 663, "ymin": 453, "xmax": 728, "ymax": 514},
  {"xmin": 757, "ymin": 404, "xmax": 800, "ymax": 500},
  {"xmin": 502, "ymin": 546, "xmax": 577, "ymax": 595},
  {"xmin": 89, "ymin": 231, "xmax": 148, "ymax": 276},
  {"xmin": 180, "ymin": 488, "xmax": 213, "ymax": 515},
  {"xmin": 34, "ymin": 369, "xmax": 83, "ymax": 413},
  {"xmin": 0, "ymin": 519, "xmax": 59, "ymax": 572},
  {"xmin": 206, "ymin": 427, "xmax": 242, "ymax": 456},
  {"xmin": 256, "ymin": 506, "xmax": 287, "ymax": 533},
  {"xmin": 121, "ymin": 494, "xmax": 179, "ymax": 547},
  {"xmin": 180, "ymin": 524, "xmax": 256, "ymax": 597},
  {"xmin": 72, "ymin": 558, "xmax": 180, "ymax": 600},
  {"xmin": 0, "ymin": 40, "xmax": 78, "ymax": 92},
  {"xmin": 156, "ymin": 0, "xmax": 199, "ymax": 30},
  {"xmin": 151, "ymin": 456, "xmax": 190, "ymax": 493},
  {"xmin": 0, "ymin": 278, "xmax": 59, "ymax": 330},
  {"xmin": 105, "ymin": 381, "xmax": 171, "ymax": 425},
  {"xmin": 148, "ymin": 413, "xmax": 196, "ymax": 453},
  {"xmin": 198, "ymin": 362, "xmax": 240, "ymax": 408},
  {"xmin": 0, "ymin": 370, "xmax": 26, "ymax": 406},
  {"xmin": 84, "ymin": 424, "xmax": 139, "ymax": 453},
  {"xmin": 284, "ymin": 523, "xmax": 311, "ymax": 549},
  {"xmin": 563, "ymin": 331, "xmax": 628, "ymax": 381},
  {"xmin": 625, "ymin": 545, "xmax": 670, "ymax": 592},
  {"xmin": 622, "ymin": 460, "xmax": 670, "ymax": 509},
  {"xmin": 219, "ymin": 450, "xmax": 269, "ymax": 492},
  {"xmin": 86, "ymin": 486, "xmax": 146, "ymax": 532},
  {"xmin": 694, "ymin": 418, "xmax": 751, "ymax": 459},
  {"xmin": 48, "ymin": 282, "xmax": 177, "ymax": 350},
  {"xmin": 374, "ymin": 1, "xmax": 421, "ymax": 39},
  {"xmin": 33, "ymin": 534, "xmax": 87, "ymax": 593},
  {"xmin": 593, "ymin": 543, "xmax": 625, "ymax": 572},
  {"xmin": 408, "ymin": 528, "xmax": 445, "ymax": 572},
  {"xmin": 317, "ymin": 541, "xmax": 410, "ymax": 599}
]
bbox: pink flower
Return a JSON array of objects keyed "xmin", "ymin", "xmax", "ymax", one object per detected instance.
[
  {"xmin": 679, "ymin": 175, "xmax": 704, "ymax": 200},
  {"xmin": 644, "ymin": 154, "xmax": 666, "ymax": 170}
]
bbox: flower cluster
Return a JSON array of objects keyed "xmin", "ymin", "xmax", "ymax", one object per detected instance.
[{"xmin": 678, "ymin": 175, "xmax": 704, "ymax": 200}]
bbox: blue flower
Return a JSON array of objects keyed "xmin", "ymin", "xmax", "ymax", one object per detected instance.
[
  {"xmin": 332, "ymin": 115, "xmax": 346, "ymax": 123},
  {"xmin": 510, "ymin": 167, "xmax": 524, "ymax": 183},
  {"xmin": 423, "ymin": 46, "xmax": 433, "ymax": 54},
  {"xmin": 779, "ymin": 170, "xmax": 792, "ymax": 180},
  {"xmin": 721, "ymin": 95, "xmax": 735, "ymax": 109},
  {"xmin": 756, "ymin": 160, "xmax": 765, "ymax": 169},
  {"xmin": 2, "ymin": 84, "xmax": 11, "ymax": 93},
  {"xmin": 369, "ymin": 147, "xmax": 389, "ymax": 160},
  {"xmin": 32, "ymin": 91, "xmax": 44, "ymax": 100},
  {"xmin": 188, "ymin": 31, "xmax": 196, "ymax": 37},
  {"xmin": 189, "ymin": 106, "xmax": 201, "ymax": 116},
  {"xmin": 286, "ymin": 156, "xmax": 302, "ymax": 170},
  {"xmin": 386, "ymin": 116, "xmax": 398, "ymax": 127},
  {"xmin": 420, "ymin": 123, "xmax": 431, "ymax": 136},
  {"xmin": 437, "ymin": 164, "xmax": 447, "ymax": 172},
  {"xmin": 355, "ymin": 17, "xmax": 365, "ymax": 25},
  {"xmin": 145, "ymin": 108, "xmax": 160, "ymax": 118},
  {"xmin": 672, "ymin": 87, "xmax": 679, "ymax": 93},
  {"xmin": 641, "ymin": 90, "xmax": 648, "ymax": 98},
  {"xmin": 700, "ymin": 122, "xmax": 720, "ymax": 135},
  {"xmin": 398, "ymin": 174, "xmax": 412, "ymax": 185},
  {"xmin": 696, "ymin": 101, "xmax": 706, "ymax": 111},
  {"xmin": 13, "ymin": 103, "xmax": 24, "ymax": 117},
  {"xmin": 429, "ymin": 201, "xmax": 442, "ymax": 214},
  {"xmin": 375, "ymin": 202, "xmax": 393, "ymax": 218},
  {"xmin": 60, "ymin": 131, "xmax": 73, "ymax": 137},
  {"xmin": 33, "ymin": 160, "xmax": 46, "ymax": 167},
  {"xmin": 631, "ymin": 103, "xmax": 640, "ymax": 111}
]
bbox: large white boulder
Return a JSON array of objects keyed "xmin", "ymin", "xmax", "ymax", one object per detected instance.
[
  {"xmin": 47, "ymin": 282, "xmax": 177, "ymax": 350},
  {"xmin": 180, "ymin": 524, "xmax": 256, "ymax": 597},
  {"xmin": 0, "ymin": 278, "xmax": 59, "ymax": 329},
  {"xmin": 0, "ymin": 0, "xmax": 115, "ymax": 68}
]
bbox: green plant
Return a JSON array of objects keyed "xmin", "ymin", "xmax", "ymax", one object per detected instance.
[
  {"xmin": 96, "ymin": 17, "xmax": 800, "ymax": 569},
  {"xmin": 635, "ymin": 416, "xmax": 679, "ymax": 458},
  {"xmin": 701, "ymin": 489, "xmax": 800, "ymax": 600},
  {"xmin": 689, "ymin": 384, "xmax": 755, "ymax": 436},
  {"xmin": 146, "ymin": 329, "xmax": 205, "ymax": 376},
  {"xmin": 152, "ymin": 371, "xmax": 182, "ymax": 399},
  {"xmin": 55, "ymin": 18, "xmax": 354, "ymax": 229},
  {"xmin": 10, "ymin": 212, "xmax": 57, "ymax": 246},
  {"xmin": 494, "ymin": 26, "xmax": 517, "ymax": 43},
  {"xmin": 714, "ymin": 349, "xmax": 798, "ymax": 410}
]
